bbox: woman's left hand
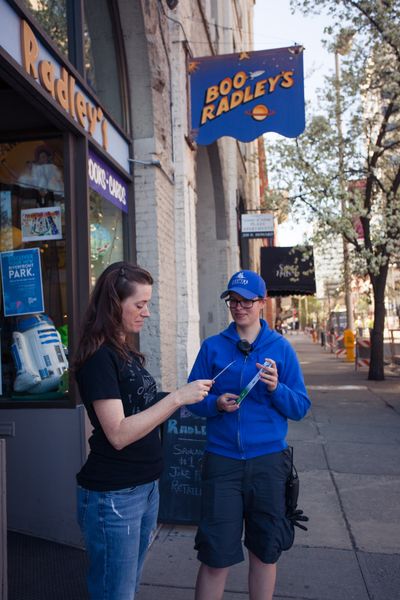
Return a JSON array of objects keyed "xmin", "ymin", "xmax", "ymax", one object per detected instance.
[{"xmin": 256, "ymin": 359, "xmax": 278, "ymax": 392}]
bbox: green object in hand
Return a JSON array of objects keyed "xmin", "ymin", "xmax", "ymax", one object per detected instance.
[{"xmin": 235, "ymin": 359, "xmax": 272, "ymax": 405}]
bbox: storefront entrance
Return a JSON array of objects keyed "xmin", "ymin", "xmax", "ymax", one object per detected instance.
[
  {"xmin": 0, "ymin": 0, "xmax": 132, "ymax": 554},
  {"xmin": 0, "ymin": 69, "xmax": 88, "ymax": 550}
]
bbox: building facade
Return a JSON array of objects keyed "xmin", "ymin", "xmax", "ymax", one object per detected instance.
[{"xmin": 0, "ymin": 0, "xmax": 261, "ymax": 545}]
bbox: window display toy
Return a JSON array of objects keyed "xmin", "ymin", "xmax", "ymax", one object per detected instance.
[{"xmin": 11, "ymin": 313, "xmax": 68, "ymax": 394}]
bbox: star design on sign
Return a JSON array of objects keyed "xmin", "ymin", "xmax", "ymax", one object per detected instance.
[
  {"xmin": 288, "ymin": 45, "xmax": 304, "ymax": 55},
  {"xmin": 239, "ymin": 52, "xmax": 250, "ymax": 60},
  {"xmin": 188, "ymin": 61, "xmax": 200, "ymax": 74}
]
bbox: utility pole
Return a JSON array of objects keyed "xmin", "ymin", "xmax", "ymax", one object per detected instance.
[{"xmin": 334, "ymin": 33, "xmax": 355, "ymax": 331}]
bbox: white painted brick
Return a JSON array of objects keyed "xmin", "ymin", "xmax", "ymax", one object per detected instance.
[{"xmin": 118, "ymin": 0, "xmax": 259, "ymax": 391}]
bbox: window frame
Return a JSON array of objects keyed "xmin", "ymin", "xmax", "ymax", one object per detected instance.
[
  {"xmin": 0, "ymin": 131, "xmax": 77, "ymax": 409},
  {"xmin": 68, "ymin": 0, "xmax": 131, "ymax": 133}
]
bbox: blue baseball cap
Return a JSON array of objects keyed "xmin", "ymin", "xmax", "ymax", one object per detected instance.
[{"xmin": 220, "ymin": 270, "xmax": 266, "ymax": 300}]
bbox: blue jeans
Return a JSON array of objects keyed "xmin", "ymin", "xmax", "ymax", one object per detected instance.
[{"xmin": 77, "ymin": 481, "xmax": 159, "ymax": 600}]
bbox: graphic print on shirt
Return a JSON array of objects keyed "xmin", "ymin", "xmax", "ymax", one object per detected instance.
[{"xmin": 124, "ymin": 357, "xmax": 157, "ymax": 415}]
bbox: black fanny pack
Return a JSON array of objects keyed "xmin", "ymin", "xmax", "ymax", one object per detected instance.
[{"xmin": 286, "ymin": 446, "xmax": 309, "ymax": 531}]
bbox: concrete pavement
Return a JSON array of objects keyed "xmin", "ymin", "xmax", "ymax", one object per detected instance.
[{"xmin": 136, "ymin": 333, "xmax": 400, "ymax": 600}]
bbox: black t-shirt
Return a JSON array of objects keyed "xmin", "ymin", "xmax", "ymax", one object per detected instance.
[{"xmin": 75, "ymin": 345, "xmax": 163, "ymax": 491}]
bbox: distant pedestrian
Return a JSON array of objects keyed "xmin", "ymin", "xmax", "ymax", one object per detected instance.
[
  {"xmin": 188, "ymin": 270, "xmax": 311, "ymax": 600},
  {"xmin": 356, "ymin": 317, "xmax": 363, "ymax": 337},
  {"xmin": 73, "ymin": 262, "xmax": 212, "ymax": 600},
  {"xmin": 275, "ymin": 317, "xmax": 283, "ymax": 334},
  {"xmin": 328, "ymin": 326, "xmax": 335, "ymax": 353}
]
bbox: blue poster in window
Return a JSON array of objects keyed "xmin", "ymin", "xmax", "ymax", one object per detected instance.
[
  {"xmin": 0, "ymin": 248, "xmax": 44, "ymax": 317},
  {"xmin": 189, "ymin": 46, "xmax": 305, "ymax": 145}
]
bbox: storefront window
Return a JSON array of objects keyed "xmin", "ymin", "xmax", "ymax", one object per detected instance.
[
  {"xmin": 89, "ymin": 190, "xmax": 124, "ymax": 287},
  {"xmin": 83, "ymin": 0, "xmax": 124, "ymax": 127},
  {"xmin": 88, "ymin": 149, "xmax": 126, "ymax": 287},
  {"xmin": 21, "ymin": 0, "xmax": 68, "ymax": 58},
  {"xmin": 0, "ymin": 139, "xmax": 68, "ymax": 401}
]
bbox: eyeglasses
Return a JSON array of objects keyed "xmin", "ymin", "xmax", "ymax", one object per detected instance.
[{"xmin": 224, "ymin": 298, "xmax": 261, "ymax": 309}]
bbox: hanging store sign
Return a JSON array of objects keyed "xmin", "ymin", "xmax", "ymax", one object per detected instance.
[
  {"xmin": 0, "ymin": 1, "xmax": 130, "ymax": 173},
  {"xmin": 88, "ymin": 150, "xmax": 128, "ymax": 213},
  {"xmin": 0, "ymin": 248, "xmax": 44, "ymax": 316},
  {"xmin": 260, "ymin": 246, "xmax": 316, "ymax": 297},
  {"xmin": 241, "ymin": 213, "xmax": 274, "ymax": 238},
  {"xmin": 189, "ymin": 46, "xmax": 305, "ymax": 145}
]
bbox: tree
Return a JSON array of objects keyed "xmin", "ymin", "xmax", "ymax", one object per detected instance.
[{"xmin": 265, "ymin": 0, "xmax": 400, "ymax": 380}]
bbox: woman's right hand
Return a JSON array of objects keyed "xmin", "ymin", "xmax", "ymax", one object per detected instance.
[{"xmin": 176, "ymin": 380, "xmax": 213, "ymax": 405}]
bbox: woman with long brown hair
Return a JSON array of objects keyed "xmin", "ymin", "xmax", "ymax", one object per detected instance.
[{"xmin": 74, "ymin": 261, "xmax": 212, "ymax": 600}]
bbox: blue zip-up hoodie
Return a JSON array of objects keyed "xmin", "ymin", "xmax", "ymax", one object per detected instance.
[{"xmin": 188, "ymin": 319, "xmax": 311, "ymax": 459}]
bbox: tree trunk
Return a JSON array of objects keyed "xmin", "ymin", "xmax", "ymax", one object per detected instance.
[{"xmin": 368, "ymin": 266, "xmax": 388, "ymax": 381}]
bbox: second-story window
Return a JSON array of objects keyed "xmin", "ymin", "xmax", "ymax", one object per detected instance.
[
  {"xmin": 83, "ymin": 0, "xmax": 124, "ymax": 128},
  {"xmin": 21, "ymin": 0, "xmax": 68, "ymax": 58},
  {"xmin": 21, "ymin": 0, "xmax": 126, "ymax": 131}
]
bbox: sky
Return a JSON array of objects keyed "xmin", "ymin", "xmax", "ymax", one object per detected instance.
[{"xmin": 253, "ymin": 0, "xmax": 332, "ymax": 245}]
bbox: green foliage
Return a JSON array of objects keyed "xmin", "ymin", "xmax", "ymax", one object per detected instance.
[{"xmin": 275, "ymin": 0, "xmax": 400, "ymax": 378}]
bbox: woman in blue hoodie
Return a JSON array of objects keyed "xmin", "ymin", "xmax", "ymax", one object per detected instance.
[{"xmin": 188, "ymin": 270, "xmax": 311, "ymax": 600}]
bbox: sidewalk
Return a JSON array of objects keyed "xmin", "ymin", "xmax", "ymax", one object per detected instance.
[
  {"xmin": 7, "ymin": 333, "xmax": 400, "ymax": 599},
  {"xmin": 136, "ymin": 333, "xmax": 400, "ymax": 600}
]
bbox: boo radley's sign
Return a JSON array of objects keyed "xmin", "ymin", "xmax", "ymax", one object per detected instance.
[
  {"xmin": 241, "ymin": 213, "xmax": 274, "ymax": 238},
  {"xmin": 20, "ymin": 20, "xmax": 109, "ymax": 150},
  {"xmin": 0, "ymin": 1, "xmax": 130, "ymax": 172},
  {"xmin": 189, "ymin": 46, "xmax": 305, "ymax": 145}
]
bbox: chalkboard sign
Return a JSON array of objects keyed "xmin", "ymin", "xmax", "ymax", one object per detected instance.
[{"xmin": 158, "ymin": 406, "xmax": 207, "ymax": 524}]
